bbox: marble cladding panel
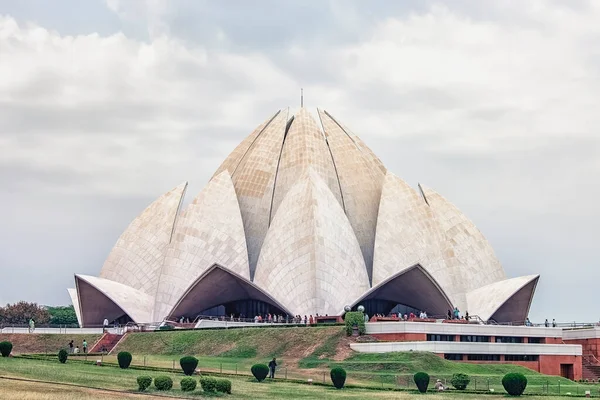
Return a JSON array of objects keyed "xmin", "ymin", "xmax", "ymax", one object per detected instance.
[
  {"xmin": 76, "ymin": 274, "xmax": 154, "ymax": 323},
  {"xmin": 271, "ymin": 108, "xmax": 343, "ymax": 218},
  {"xmin": 152, "ymin": 171, "xmax": 250, "ymax": 321},
  {"xmin": 421, "ymin": 185, "xmax": 507, "ymax": 309},
  {"xmin": 466, "ymin": 275, "xmax": 540, "ymax": 321},
  {"xmin": 230, "ymin": 109, "xmax": 289, "ymax": 278},
  {"xmin": 67, "ymin": 288, "xmax": 82, "ymax": 327},
  {"xmin": 373, "ymin": 172, "xmax": 460, "ymax": 302},
  {"xmin": 99, "ymin": 182, "xmax": 187, "ymax": 295},
  {"xmin": 254, "ymin": 170, "xmax": 370, "ymax": 317},
  {"xmin": 318, "ymin": 109, "xmax": 386, "ymax": 282},
  {"xmin": 212, "ymin": 111, "xmax": 280, "ymax": 178}
]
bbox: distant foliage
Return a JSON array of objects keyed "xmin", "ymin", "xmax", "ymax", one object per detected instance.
[
  {"xmin": 58, "ymin": 349, "xmax": 68, "ymax": 364},
  {"xmin": 451, "ymin": 373, "xmax": 470, "ymax": 390},
  {"xmin": 0, "ymin": 301, "xmax": 50, "ymax": 325},
  {"xmin": 180, "ymin": 377, "xmax": 197, "ymax": 392},
  {"xmin": 154, "ymin": 375, "xmax": 173, "ymax": 391},
  {"xmin": 200, "ymin": 376, "xmax": 217, "ymax": 392},
  {"xmin": 251, "ymin": 364, "xmax": 269, "ymax": 382},
  {"xmin": 47, "ymin": 306, "xmax": 78, "ymax": 326},
  {"xmin": 117, "ymin": 351, "xmax": 132, "ymax": 369},
  {"xmin": 344, "ymin": 312, "xmax": 366, "ymax": 336},
  {"xmin": 414, "ymin": 372, "xmax": 430, "ymax": 393},
  {"xmin": 215, "ymin": 378, "xmax": 232, "ymax": 394},
  {"xmin": 0, "ymin": 341, "xmax": 13, "ymax": 357},
  {"xmin": 137, "ymin": 376, "xmax": 152, "ymax": 391},
  {"xmin": 330, "ymin": 367, "xmax": 347, "ymax": 389},
  {"xmin": 502, "ymin": 373, "xmax": 527, "ymax": 396},
  {"xmin": 179, "ymin": 356, "xmax": 199, "ymax": 376}
]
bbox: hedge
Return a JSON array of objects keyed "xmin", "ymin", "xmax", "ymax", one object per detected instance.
[
  {"xmin": 414, "ymin": 372, "xmax": 430, "ymax": 393},
  {"xmin": 179, "ymin": 356, "xmax": 199, "ymax": 376},
  {"xmin": 251, "ymin": 364, "xmax": 269, "ymax": 382},
  {"xmin": 502, "ymin": 372, "xmax": 527, "ymax": 396},
  {"xmin": 117, "ymin": 351, "xmax": 132, "ymax": 369},
  {"xmin": 154, "ymin": 375, "xmax": 173, "ymax": 391},
  {"xmin": 330, "ymin": 367, "xmax": 347, "ymax": 389},
  {"xmin": 137, "ymin": 376, "xmax": 152, "ymax": 391},
  {"xmin": 344, "ymin": 312, "xmax": 366, "ymax": 336},
  {"xmin": 0, "ymin": 341, "xmax": 12, "ymax": 357},
  {"xmin": 215, "ymin": 378, "xmax": 232, "ymax": 394},
  {"xmin": 451, "ymin": 373, "xmax": 470, "ymax": 390},
  {"xmin": 180, "ymin": 377, "xmax": 197, "ymax": 392},
  {"xmin": 200, "ymin": 376, "xmax": 217, "ymax": 392},
  {"xmin": 58, "ymin": 349, "xmax": 68, "ymax": 364}
]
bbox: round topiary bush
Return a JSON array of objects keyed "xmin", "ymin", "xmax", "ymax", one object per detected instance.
[
  {"xmin": 200, "ymin": 376, "xmax": 217, "ymax": 392},
  {"xmin": 117, "ymin": 351, "xmax": 132, "ymax": 369},
  {"xmin": 180, "ymin": 377, "xmax": 197, "ymax": 392},
  {"xmin": 0, "ymin": 341, "xmax": 12, "ymax": 357},
  {"xmin": 58, "ymin": 349, "xmax": 68, "ymax": 364},
  {"xmin": 179, "ymin": 356, "xmax": 199, "ymax": 376},
  {"xmin": 137, "ymin": 376, "xmax": 152, "ymax": 391},
  {"xmin": 215, "ymin": 378, "xmax": 232, "ymax": 394},
  {"xmin": 251, "ymin": 364, "xmax": 269, "ymax": 382},
  {"xmin": 502, "ymin": 372, "xmax": 527, "ymax": 396},
  {"xmin": 330, "ymin": 367, "xmax": 347, "ymax": 389},
  {"xmin": 154, "ymin": 375, "xmax": 173, "ymax": 391},
  {"xmin": 414, "ymin": 372, "xmax": 430, "ymax": 393},
  {"xmin": 451, "ymin": 373, "xmax": 470, "ymax": 390}
]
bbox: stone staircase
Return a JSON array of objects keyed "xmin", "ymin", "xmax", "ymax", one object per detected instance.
[
  {"xmin": 583, "ymin": 364, "xmax": 600, "ymax": 381},
  {"xmin": 90, "ymin": 333, "xmax": 124, "ymax": 354}
]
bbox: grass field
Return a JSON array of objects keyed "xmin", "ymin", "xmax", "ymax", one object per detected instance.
[
  {"xmin": 0, "ymin": 357, "xmax": 595, "ymax": 399},
  {"xmin": 0, "ymin": 333, "xmax": 102, "ymax": 354}
]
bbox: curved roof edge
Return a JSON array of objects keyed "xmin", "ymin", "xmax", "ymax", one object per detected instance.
[
  {"xmin": 67, "ymin": 288, "xmax": 82, "ymax": 327},
  {"xmin": 75, "ymin": 274, "xmax": 154, "ymax": 326},
  {"xmin": 466, "ymin": 274, "xmax": 540, "ymax": 322},
  {"xmin": 167, "ymin": 264, "xmax": 294, "ymax": 319},
  {"xmin": 350, "ymin": 264, "xmax": 454, "ymax": 317}
]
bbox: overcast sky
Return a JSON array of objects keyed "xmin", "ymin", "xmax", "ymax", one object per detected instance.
[{"xmin": 0, "ymin": 0, "xmax": 598, "ymax": 323}]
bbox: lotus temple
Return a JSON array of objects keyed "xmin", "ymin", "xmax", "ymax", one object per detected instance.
[{"xmin": 68, "ymin": 108, "xmax": 540, "ymax": 327}]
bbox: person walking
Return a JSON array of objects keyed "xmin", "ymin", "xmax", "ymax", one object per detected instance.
[
  {"xmin": 28, "ymin": 318, "xmax": 35, "ymax": 333},
  {"xmin": 82, "ymin": 339, "xmax": 88, "ymax": 353},
  {"xmin": 103, "ymin": 318, "xmax": 109, "ymax": 332},
  {"xmin": 268, "ymin": 357, "xmax": 277, "ymax": 379},
  {"xmin": 68, "ymin": 340, "xmax": 74, "ymax": 353},
  {"xmin": 552, "ymin": 319, "xmax": 557, "ymax": 328},
  {"xmin": 545, "ymin": 319, "xmax": 549, "ymax": 327}
]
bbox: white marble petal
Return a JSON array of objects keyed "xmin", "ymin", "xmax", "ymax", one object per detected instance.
[{"xmin": 67, "ymin": 288, "xmax": 82, "ymax": 327}]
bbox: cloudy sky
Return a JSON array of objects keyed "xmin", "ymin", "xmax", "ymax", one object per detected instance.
[{"xmin": 1, "ymin": 0, "xmax": 598, "ymax": 323}]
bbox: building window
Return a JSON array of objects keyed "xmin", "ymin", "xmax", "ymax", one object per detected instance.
[
  {"xmin": 427, "ymin": 334, "xmax": 455, "ymax": 342},
  {"xmin": 528, "ymin": 337, "xmax": 543, "ymax": 344},
  {"xmin": 505, "ymin": 355, "xmax": 539, "ymax": 361},
  {"xmin": 460, "ymin": 335, "xmax": 490, "ymax": 342},
  {"xmin": 467, "ymin": 354, "xmax": 500, "ymax": 361},
  {"xmin": 444, "ymin": 354, "xmax": 463, "ymax": 360},
  {"xmin": 495, "ymin": 336, "xmax": 524, "ymax": 343}
]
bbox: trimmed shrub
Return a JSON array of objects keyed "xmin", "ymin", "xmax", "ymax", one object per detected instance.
[
  {"xmin": 58, "ymin": 349, "xmax": 68, "ymax": 364},
  {"xmin": 502, "ymin": 372, "xmax": 527, "ymax": 396},
  {"xmin": 158, "ymin": 324, "xmax": 174, "ymax": 330},
  {"xmin": 154, "ymin": 375, "xmax": 173, "ymax": 391},
  {"xmin": 179, "ymin": 356, "xmax": 199, "ymax": 376},
  {"xmin": 451, "ymin": 373, "xmax": 470, "ymax": 390},
  {"xmin": 215, "ymin": 378, "xmax": 232, "ymax": 394},
  {"xmin": 344, "ymin": 311, "xmax": 366, "ymax": 336},
  {"xmin": 414, "ymin": 372, "xmax": 430, "ymax": 393},
  {"xmin": 117, "ymin": 351, "xmax": 132, "ymax": 369},
  {"xmin": 251, "ymin": 364, "xmax": 269, "ymax": 382},
  {"xmin": 137, "ymin": 376, "xmax": 152, "ymax": 391},
  {"xmin": 200, "ymin": 376, "xmax": 217, "ymax": 392},
  {"xmin": 180, "ymin": 377, "xmax": 197, "ymax": 392},
  {"xmin": 0, "ymin": 341, "xmax": 12, "ymax": 357},
  {"xmin": 330, "ymin": 367, "xmax": 347, "ymax": 389}
]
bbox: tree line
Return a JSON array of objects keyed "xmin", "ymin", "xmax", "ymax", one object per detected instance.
[{"xmin": 0, "ymin": 301, "xmax": 78, "ymax": 326}]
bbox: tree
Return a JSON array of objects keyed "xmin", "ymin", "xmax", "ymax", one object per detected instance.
[
  {"xmin": 47, "ymin": 306, "xmax": 78, "ymax": 326},
  {"xmin": 0, "ymin": 301, "xmax": 50, "ymax": 325}
]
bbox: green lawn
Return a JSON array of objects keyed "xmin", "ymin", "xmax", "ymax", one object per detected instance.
[{"xmin": 0, "ymin": 356, "xmax": 597, "ymax": 399}]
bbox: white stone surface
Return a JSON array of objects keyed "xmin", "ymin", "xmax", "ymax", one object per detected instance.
[
  {"xmin": 372, "ymin": 172, "xmax": 452, "ymax": 291},
  {"xmin": 99, "ymin": 182, "xmax": 187, "ymax": 295},
  {"xmin": 67, "ymin": 288, "xmax": 82, "ymax": 327},
  {"xmin": 467, "ymin": 275, "xmax": 540, "ymax": 322},
  {"xmin": 365, "ymin": 321, "xmax": 563, "ymax": 338},
  {"xmin": 563, "ymin": 327, "xmax": 600, "ymax": 339},
  {"xmin": 228, "ymin": 109, "xmax": 289, "ymax": 278},
  {"xmin": 76, "ymin": 274, "xmax": 154, "ymax": 324},
  {"xmin": 152, "ymin": 171, "xmax": 249, "ymax": 321},
  {"xmin": 271, "ymin": 108, "xmax": 343, "ymax": 218},
  {"xmin": 351, "ymin": 341, "xmax": 582, "ymax": 356},
  {"xmin": 421, "ymin": 185, "xmax": 507, "ymax": 309},
  {"xmin": 318, "ymin": 109, "xmax": 386, "ymax": 281},
  {"xmin": 254, "ymin": 169, "xmax": 370, "ymax": 317}
]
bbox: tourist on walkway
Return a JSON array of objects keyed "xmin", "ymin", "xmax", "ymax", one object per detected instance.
[
  {"xmin": 545, "ymin": 319, "xmax": 549, "ymax": 327},
  {"xmin": 465, "ymin": 311, "xmax": 470, "ymax": 321},
  {"xmin": 103, "ymin": 318, "xmax": 109, "ymax": 332},
  {"xmin": 309, "ymin": 315, "xmax": 314, "ymax": 325},
  {"xmin": 268, "ymin": 357, "xmax": 277, "ymax": 379},
  {"xmin": 82, "ymin": 339, "xmax": 88, "ymax": 353},
  {"xmin": 552, "ymin": 319, "xmax": 557, "ymax": 328},
  {"xmin": 447, "ymin": 310, "xmax": 452, "ymax": 320},
  {"xmin": 28, "ymin": 318, "xmax": 35, "ymax": 333},
  {"xmin": 453, "ymin": 307, "xmax": 460, "ymax": 319},
  {"xmin": 68, "ymin": 340, "xmax": 74, "ymax": 353}
]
